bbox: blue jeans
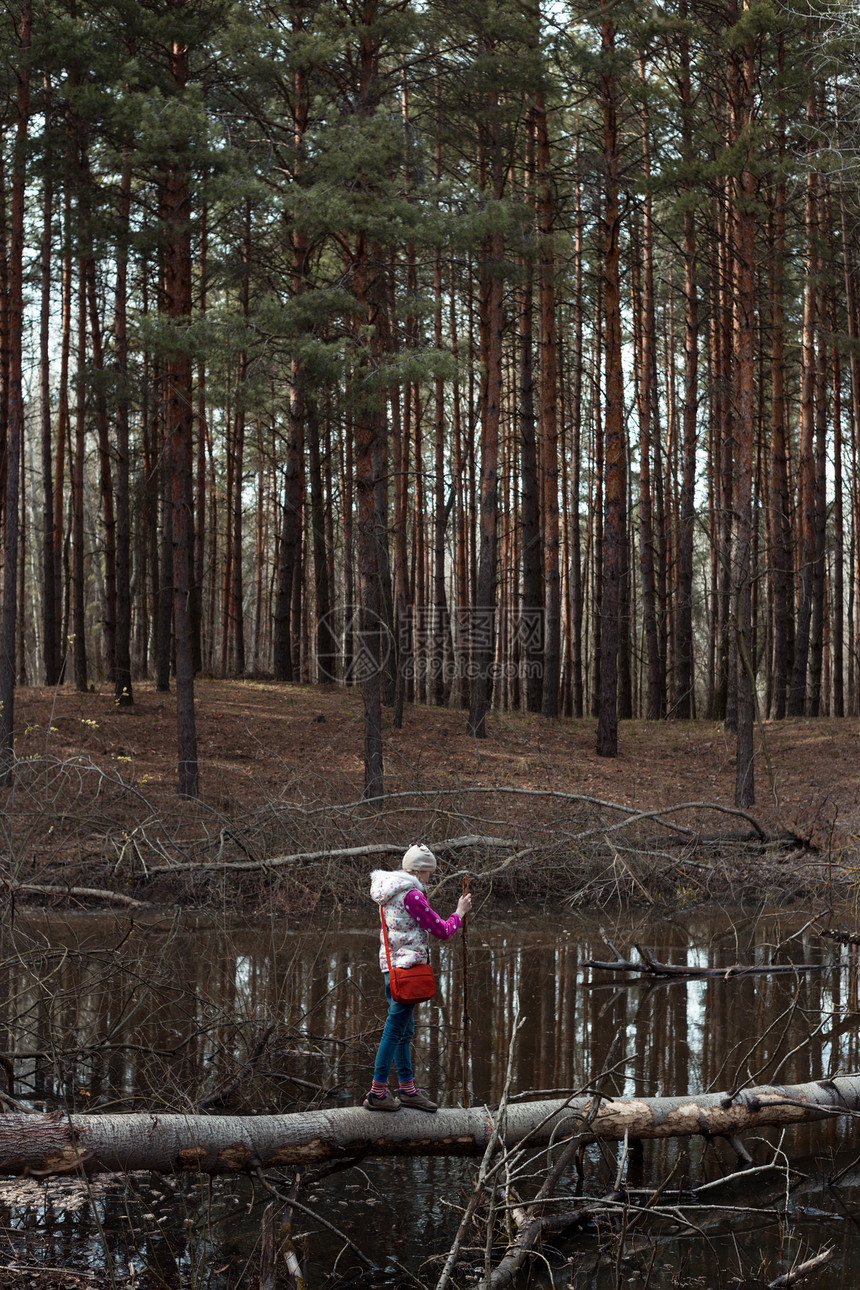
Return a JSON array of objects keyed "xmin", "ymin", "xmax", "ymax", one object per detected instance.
[{"xmin": 372, "ymin": 974, "xmax": 415, "ymax": 1082}]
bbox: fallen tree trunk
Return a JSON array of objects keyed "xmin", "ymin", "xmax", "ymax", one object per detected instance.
[
  {"xmin": 586, "ymin": 940, "xmax": 832, "ymax": 979},
  {"xmin": 147, "ymin": 834, "xmax": 516, "ymax": 875},
  {"xmin": 3, "ymin": 1075, "xmax": 860, "ymax": 1177},
  {"xmin": 4, "ymin": 882, "xmax": 148, "ymax": 909}
]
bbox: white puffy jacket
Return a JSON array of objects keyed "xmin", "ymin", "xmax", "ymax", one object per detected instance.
[{"xmin": 370, "ymin": 869, "xmax": 429, "ymax": 972}]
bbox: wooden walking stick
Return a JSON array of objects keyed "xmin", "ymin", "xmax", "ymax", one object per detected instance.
[{"xmin": 461, "ymin": 874, "xmax": 470, "ymax": 1108}]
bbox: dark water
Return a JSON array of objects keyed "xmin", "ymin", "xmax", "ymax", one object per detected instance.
[{"xmin": 1, "ymin": 905, "xmax": 859, "ymax": 1287}]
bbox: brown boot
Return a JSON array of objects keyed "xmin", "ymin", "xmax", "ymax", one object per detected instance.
[
  {"xmin": 362, "ymin": 1089, "xmax": 400, "ymax": 1112},
  {"xmin": 396, "ymin": 1087, "xmax": 437, "ymax": 1113}
]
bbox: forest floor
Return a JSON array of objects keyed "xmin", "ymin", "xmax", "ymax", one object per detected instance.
[{"xmin": 2, "ymin": 678, "xmax": 860, "ymax": 914}]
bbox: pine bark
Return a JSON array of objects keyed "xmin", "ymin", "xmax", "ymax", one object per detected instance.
[
  {"xmin": 273, "ymin": 35, "xmax": 309, "ymax": 684},
  {"xmin": 163, "ymin": 31, "xmax": 198, "ymax": 798},
  {"xmin": 39, "ymin": 86, "xmax": 57, "ymax": 687},
  {"xmin": 535, "ymin": 85, "xmax": 560, "ymax": 719},
  {"xmin": 54, "ymin": 197, "xmax": 72, "ymax": 684},
  {"xmin": 635, "ymin": 54, "xmax": 662, "ymax": 721},
  {"xmin": 467, "ymin": 56, "xmax": 504, "ymax": 740},
  {"xmin": 231, "ymin": 200, "xmax": 251, "ymax": 678},
  {"xmin": 789, "ymin": 88, "xmax": 819, "ymax": 717},
  {"xmin": 0, "ymin": 0, "xmax": 28, "ymax": 764},
  {"xmin": 767, "ymin": 37, "xmax": 793, "ymax": 720},
  {"xmin": 432, "ymin": 83, "xmax": 449, "ymax": 708},
  {"xmin": 729, "ymin": 9, "xmax": 756, "ymax": 807},
  {"xmin": 570, "ymin": 152, "xmax": 585, "ymax": 717},
  {"xmin": 354, "ymin": 6, "xmax": 386, "ymax": 797},
  {"xmin": 114, "ymin": 145, "xmax": 133, "ymax": 705},
  {"xmin": 596, "ymin": 9, "xmax": 623, "ymax": 758},
  {"xmin": 0, "ymin": 0, "xmax": 30, "ymax": 778},
  {"xmin": 72, "ymin": 257, "xmax": 88, "ymax": 694},
  {"xmin": 518, "ymin": 112, "xmax": 542, "ymax": 714},
  {"xmin": 308, "ymin": 400, "xmax": 334, "ymax": 683},
  {"xmin": 86, "ymin": 256, "xmax": 118, "ymax": 687},
  {"xmin": 830, "ymin": 256, "xmax": 844, "ymax": 717},
  {"xmin": 674, "ymin": 2, "xmax": 698, "ymax": 719}
]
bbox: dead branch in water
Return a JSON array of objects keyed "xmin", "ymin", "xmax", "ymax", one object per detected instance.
[
  {"xmin": 767, "ymin": 1246, "xmax": 834, "ymax": 1288},
  {"xmin": 483, "ymin": 1031, "xmax": 623, "ymax": 1290},
  {"xmin": 585, "ymin": 937, "xmax": 834, "ymax": 979}
]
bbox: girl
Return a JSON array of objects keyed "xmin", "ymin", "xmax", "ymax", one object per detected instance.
[{"xmin": 364, "ymin": 844, "xmax": 472, "ymax": 1113}]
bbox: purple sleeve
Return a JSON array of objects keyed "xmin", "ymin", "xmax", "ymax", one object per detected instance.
[{"xmin": 403, "ymin": 890, "xmax": 462, "ymax": 940}]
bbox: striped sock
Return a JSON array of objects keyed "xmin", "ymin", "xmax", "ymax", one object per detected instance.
[
  {"xmin": 398, "ymin": 1079, "xmax": 417, "ymax": 1096},
  {"xmin": 370, "ymin": 1079, "xmax": 388, "ymax": 1097}
]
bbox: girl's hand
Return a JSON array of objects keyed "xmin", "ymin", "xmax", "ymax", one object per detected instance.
[{"xmin": 456, "ymin": 892, "xmax": 473, "ymax": 919}]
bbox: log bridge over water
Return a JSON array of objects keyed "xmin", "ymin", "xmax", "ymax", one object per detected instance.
[{"xmin": 0, "ymin": 1075, "xmax": 857, "ymax": 1177}]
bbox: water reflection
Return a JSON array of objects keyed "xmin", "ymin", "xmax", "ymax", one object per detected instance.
[{"xmin": 0, "ymin": 907, "xmax": 858, "ymax": 1286}]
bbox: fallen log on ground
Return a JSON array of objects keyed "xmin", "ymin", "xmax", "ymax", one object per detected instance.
[
  {"xmin": 2, "ymin": 881, "xmax": 149, "ymax": 908},
  {"xmin": 3, "ymin": 1075, "xmax": 860, "ymax": 1177},
  {"xmin": 147, "ymin": 834, "xmax": 516, "ymax": 875}
]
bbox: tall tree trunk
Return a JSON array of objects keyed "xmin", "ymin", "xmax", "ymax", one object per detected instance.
[
  {"xmin": 718, "ymin": 182, "xmax": 736, "ymax": 730},
  {"xmin": 467, "ymin": 56, "xmax": 505, "ymax": 740},
  {"xmin": 354, "ymin": 247, "xmax": 385, "ymax": 796},
  {"xmin": 54, "ymin": 194, "xmax": 72, "ymax": 684},
  {"xmin": 0, "ymin": 147, "xmax": 9, "ymax": 530},
  {"xmin": 155, "ymin": 376, "xmax": 173, "ymax": 693},
  {"xmin": 535, "ymin": 83, "xmax": 560, "ymax": 719},
  {"xmin": 16, "ymin": 434, "xmax": 25, "ymax": 683},
  {"xmin": 231, "ymin": 199, "xmax": 251, "ymax": 678},
  {"xmin": 72, "ymin": 256, "xmax": 88, "ymax": 694},
  {"xmin": 450, "ymin": 257, "xmax": 469, "ymax": 711},
  {"xmin": 163, "ymin": 33, "xmax": 198, "ymax": 798},
  {"xmin": 39, "ymin": 84, "xmax": 57, "ymax": 687},
  {"xmin": 570, "ymin": 147, "xmax": 585, "ymax": 717},
  {"xmin": 193, "ymin": 198, "xmax": 207, "ymax": 675},
  {"xmin": 390, "ymin": 308, "xmax": 411, "ymax": 725},
  {"xmin": 596, "ymin": 8, "xmax": 623, "ymax": 759},
  {"xmin": 232, "ymin": 402, "xmax": 245, "ymax": 676},
  {"xmin": 674, "ymin": 2, "xmax": 698, "ymax": 719},
  {"xmin": 373, "ymin": 403, "xmax": 396, "ymax": 708},
  {"xmin": 431, "ymin": 81, "xmax": 449, "ymax": 708},
  {"xmin": 768, "ymin": 57, "xmax": 792, "ymax": 720},
  {"xmin": 114, "ymin": 145, "xmax": 133, "ymax": 705},
  {"xmin": 831, "ymin": 284, "xmax": 844, "ymax": 717},
  {"xmin": 308, "ymin": 400, "xmax": 334, "ymax": 683},
  {"xmin": 354, "ymin": 7, "xmax": 386, "ymax": 795},
  {"xmin": 591, "ymin": 242, "xmax": 604, "ymax": 720},
  {"xmin": 789, "ymin": 87, "xmax": 819, "ymax": 717},
  {"xmin": 86, "ymin": 256, "xmax": 118, "ymax": 686},
  {"xmin": 729, "ymin": 4, "xmax": 756, "ymax": 807},
  {"xmin": 518, "ymin": 111, "xmax": 542, "ymax": 714},
  {"xmin": 635, "ymin": 52, "xmax": 662, "ymax": 721},
  {"xmin": 0, "ymin": 0, "xmax": 30, "ymax": 779},
  {"xmin": 808, "ymin": 161, "xmax": 828, "ymax": 717},
  {"xmin": 837, "ymin": 95, "xmax": 860, "ymax": 714},
  {"xmin": 274, "ymin": 371, "xmax": 304, "ymax": 683}
]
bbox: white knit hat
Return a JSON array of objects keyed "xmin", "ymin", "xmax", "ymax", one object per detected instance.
[{"xmin": 402, "ymin": 844, "xmax": 437, "ymax": 873}]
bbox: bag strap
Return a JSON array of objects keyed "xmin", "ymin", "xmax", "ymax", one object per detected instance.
[{"xmin": 380, "ymin": 905, "xmax": 395, "ymax": 975}]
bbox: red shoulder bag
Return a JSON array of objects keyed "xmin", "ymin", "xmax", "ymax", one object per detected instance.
[{"xmin": 380, "ymin": 907, "xmax": 436, "ymax": 1003}]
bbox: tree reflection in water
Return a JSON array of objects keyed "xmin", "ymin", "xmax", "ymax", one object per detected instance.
[{"xmin": 0, "ymin": 908, "xmax": 856, "ymax": 1288}]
